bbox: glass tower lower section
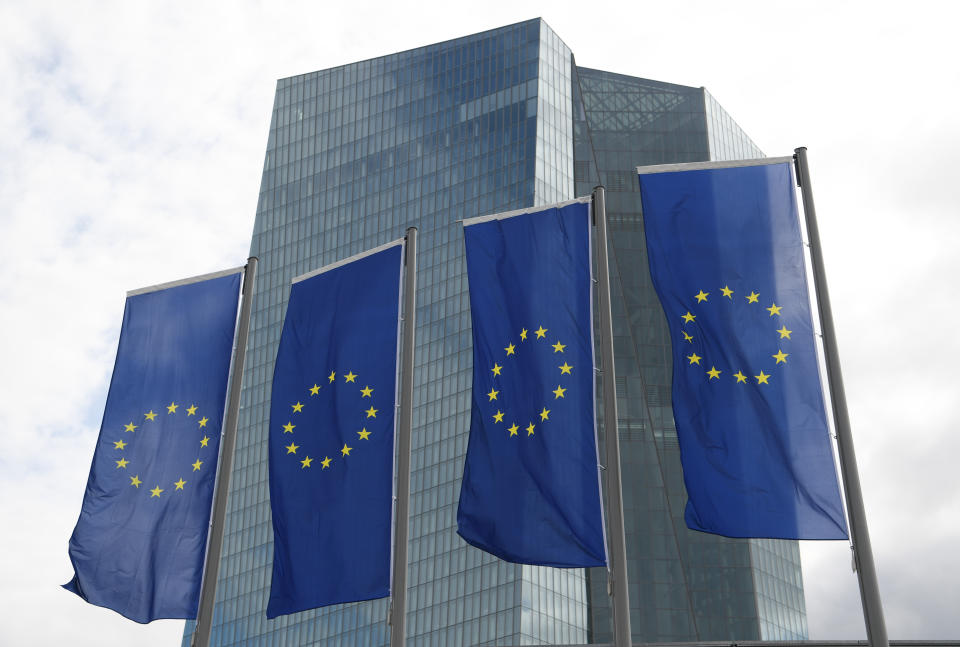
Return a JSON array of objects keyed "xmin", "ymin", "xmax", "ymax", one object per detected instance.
[{"xmin": 183, "ymin": 19, "xmax": 808, "ymax": 647}]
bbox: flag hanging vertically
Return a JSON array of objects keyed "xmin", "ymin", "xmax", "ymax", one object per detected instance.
[
  {"xmin": 267, "ymin": 241, "xmax": 403, "ymax": 618},
  {"xmin": 638, "ymin": 159, "xmax": 848, "ymax": 540},
  {"xmin": 457, "ymin": 199, "xmax": 607, "ymax": 567},
  {"xmin": 64, "ymin": 269, "xmax": 243, "ymax": 623}
]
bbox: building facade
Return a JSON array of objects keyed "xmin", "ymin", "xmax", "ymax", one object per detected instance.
[{"xmin": 183, "ymin": 19, "xmax": 806, "ymax": 647}]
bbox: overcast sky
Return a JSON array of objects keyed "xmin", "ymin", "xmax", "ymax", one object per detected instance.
[{"xmin": 1, "ymin": 1, "xmax": 957, "ymax": 645}]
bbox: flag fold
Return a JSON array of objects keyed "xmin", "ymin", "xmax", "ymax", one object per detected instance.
[
  {"xmin": 457, "ymin": 201, "xmax": 607, "ymax": 567},
  {"xmin": 64, "ymin": 270, "xmax": 242, "ymax": 622},
  {"xmin": 638, "ymin": 160, "xmax": 848, "ymax": 540},
  {"xmin": 267, "ymin": 242, "xmax": 403, "ymax": 618}
]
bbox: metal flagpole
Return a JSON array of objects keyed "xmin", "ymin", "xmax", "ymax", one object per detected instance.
[
  {"xmin": 389, "ymin": 227, "xmax": 417, "ymax": 647},
  {"xmin": 592, "ymin": 186, "xmax": 633, "ymax": 647},
  {"xmin": 192, "ymin": 256, "xmax": 258, "ymax": 647},
  {"xmin": 794, "ymin": 148, "xmax": 888, "ymax": 647}
]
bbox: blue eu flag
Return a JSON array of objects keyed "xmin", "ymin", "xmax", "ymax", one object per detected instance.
[
  {"xmin": 267, "ymin": 242, "xmax": 403, "ymax": 618},
  {"xmin": 638, "ymin": 160, "xmax": 848, "ymax": 539},
  {"xmin": 64, "ymin": 270, "xmax": 242, "ymax": 622},
  {"xmin": 457, "ymin": 200, "xmax": 607, "ymax": 567}
]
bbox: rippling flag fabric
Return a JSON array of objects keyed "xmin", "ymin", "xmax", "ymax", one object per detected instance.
[
  {"xmin": 64, "ymin": 269, "xmax": 242, "ymax": 622},
  {"xmin": 638, "ymin": 160, "xmax": 848, "ymax": 539},
  {"xmin": 267, "ymin": 241, "xmax": 403, "ymax": 618},
  {"xmin": 457, "ymin": 199, "xmax": 607, "ymax": 567}
]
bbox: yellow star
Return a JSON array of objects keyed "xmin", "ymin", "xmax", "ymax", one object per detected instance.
[
  {"xmin": 535, "ymin": 326, "xmax": 547, "ymax": 339},
  {"xmin": 487, "ymin": 388, "xmax": 499, "ymax": 401},
  {"xmin": 192, "ymin": 459, "xmax": 203, "ymax": 471},
  {"xmin": 694, "ymin": 290, "xmax": 709, "ymax": 303},
  {"xmin": 734, "ymin": 371, "xmax": 748, "ymax": 384},
  {"xmin": 198, "ymin": 417, "xmax": 209, "ymax": 428},
  {"xmin": 492, "ymin": 363, "xmax": 502, "ymax": 376},
  {"xmin": 746, "ymin": 291, "xmax": 760, "ymax": 304},
  {"xmin": 526, "ymin": 422, "xmax": 536, "ymax": 436},
  {"xmin": 508, "ymin": 423, "xmax": 519, "ymax": 437},
  {"xmin": 285, "ymin": 442, "xmax": 299, "ymax": 454},
  {"xmin": 682, "ymin": 311, "xmax": 696, "ymax": 324},
  {"xmin": 687, "ymin": 353, "xmax": 702, "ymax": 365},
  {"xmin": 767, "ymin": 303, "xmax": 783, "ymax": 317},
  {"xmin": 552, "ymin": 341, "xmax": 566, "ymax": 353},
  {"xmin": 341, "ymin": 443, "xmax": 352, "ymax": 457},
  {"xmin": 682, "ymin": 331, "xmax": 694, "ymax": 343},
  {"xmin": 150, "ymin": 485, "xmax": 163, "ymax": 498},
  {"xmin": 200, "ymin": 436, "xmax": 210, "ymax": 448},
  {"xmin": 559, "ymin": 362, "xmax": 573, "ymax": 375},
  {"xmin": 321, "ymin": 456, "xmax": 332, "ymax": 469},
  {"xmin": 706, "ymin": 366, "xmax": 721, "ymax": 380},
  {"xmin": 283, "ymin": 422, "xmax": 295, "ymax": 433},
  {"xmin": 124, "ymin": 422, "xmax": 137, "ymax": 432},
  {"xmin": 328, "ymin": 371, "xmax": 336, "ymax": 383},
  {"xmin": 772, "ymin": 349, "xmax": 790, "ymax": 364},
  {"xmin": 301, "ymin": 456, "xmax": 313, "ymax": 468},
  {"xmin": 520, "ymin": 328, "xmax": 528, "ymax": 341},
  {"xmin": 539, "ymin": 407, "xmax": 550, "ymax": 421},
  {"xmin": 144, "ymin": 410, "xmax": 157, "ymax": 421},
  {"xmin": 115, "ymin": 458, "xmax": 129, "ymax": 469},
  {"xmin": 167, "ymin": 402, "xmax": 178, "ymax": 414},
  {"xmin": 344, "ymin": 371, "xmax": 357, "ymax": 383},
  {"xmin": 493, "ymin": 410, "xmax": 504, "ymax": 423},
  {"xmin": 777, "ymin": 325, "xmax": 793, "ymax": 339},
  {"xmin": 113, "ymin": 439, "xmax": 127, "ymax": 450},
  {"xmin": 174, "ymin": 478, "xmax": 186, "ymax": 491},
  {"xmin": 357, "ymin": 428, "xmax": 371, "ymax": 440},
  {"xmin": 292, "ymin": 402, "xmax": 304, "ymax": 413},
  {"xmin": 721, "ymin": 285, "xmax": 734, "ymax": 299},
  {"xmin": 755, "ymin": 371, "xmax": 770, "ymax": 385},
  {"xmin": 186, "ymin": 405, "xmax": 198, "ymax": 416},
  {"xmin": 130, "ymin": 475, "xmax": 142, "ymax": 488},
  {"xmin": 309, "ymin": 383, "xmax": 321, "ymax": 395},
  {"xmin": 505, "ymin": 343, "xmax": 516, "ymax": 356},
  {"xmin": 365, "ymin": 406, "xmax": 378, "ymax": 418},
  {"xmin": 361, "ymin": 385, "xmax": 373, "ymax": 397},
  {"xmin": 553, "ymin": 385, "xmax": 566, "ymax": 399}
]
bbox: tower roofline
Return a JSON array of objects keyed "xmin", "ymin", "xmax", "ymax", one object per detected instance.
[
  {"xmin": 575, "ymin": 65, "xmax": 702, "ymax": 93},
  {"xmin": 277, "ymin": 17, "xmax": 546, "ymax": 83}
]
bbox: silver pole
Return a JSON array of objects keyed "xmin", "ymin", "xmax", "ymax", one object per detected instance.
[
  {"xmin": 592, "ymin": 186, "xmax": 633, "ymax": 647},
  {"xmin": 192, "ymin": 256, "xmax": 258, "ymax": 647},
  {"xmin": 389, "ymin": 227, "xmax": 417, "ymax": 647},
  {"xmin": 794, "ymin": 148, "xmax": 888, "ymax": 647}
]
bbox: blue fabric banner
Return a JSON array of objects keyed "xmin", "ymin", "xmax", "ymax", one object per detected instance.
[
  {"xmin": 457, "ymin": 201, "xmax": 607, "ymax": 567},
  {"xmin": 64, "ymin": 270, "xmax": 242, "ymax": 622},
  {"xmin": 638, "ymin": 161, "xmax": 848, "ymax": 539},
  {"xmin": 267, "ymin": 243, "xmax": 402, "ymax": 618}
]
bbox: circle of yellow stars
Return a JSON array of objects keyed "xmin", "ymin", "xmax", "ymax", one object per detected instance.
[
  {"xmin": 280, "ymin": 370, "xmax": 378, "ymax": 471},
  {"xmin": 680, "ymin": 285, "xmax": 793, "ymax": 386},
  {"xmin": 487, "ymin": 324, "xmax": 574, "ymax": 439},
  {"xmin": 113, "ymin": 401, "xmax": 213, "ymax": 498}
]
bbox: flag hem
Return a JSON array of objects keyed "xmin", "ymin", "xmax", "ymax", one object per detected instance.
[
  {"xmin": 636, "ymin": 155, "xmax": 794, "ymax": 176},
  {"xmin": 387, "ymin": 239, "xmax": 406, "ymax": 596},
  {"xmin": 460, "ymin": 195, "xmax": 592, "ymax": 228},
  {"xmin": 586, "ymin": 199, "xmax": 609, "ymax": 566},
  {"xmin": 292, "ymin": 239, "xmax": 404, "ymax": 284},
  {"xmin": 126, "ymin": 265, "xmax": 245, "ymax": 297}
]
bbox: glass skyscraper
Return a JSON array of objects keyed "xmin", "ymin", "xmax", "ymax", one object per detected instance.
[{"xmin": 183, "ymin": 18, "xmax": 807, "ymax": 647}]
